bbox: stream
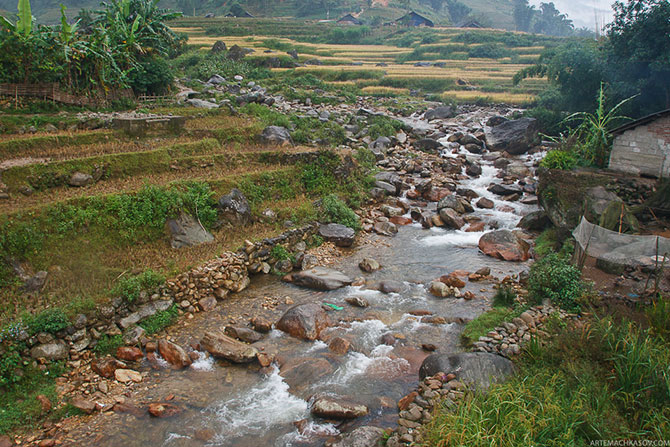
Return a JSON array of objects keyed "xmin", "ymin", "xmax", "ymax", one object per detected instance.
[{"xmin": 80, "ymin": 110, "xmax": 541, "ymax": 447}]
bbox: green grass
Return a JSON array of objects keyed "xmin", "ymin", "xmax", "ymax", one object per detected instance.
[
  {"xmin": 139, "ymin": 304, "xmax": 179, "ymax": 334},
  {"xmin": 461, "ymin": 306, "xmax": 524, "ymax": 345},
  {"xmin": 93, "ymin": 334, "xmax": 123, "ymax": 355},
  {"xmin": 110, "ymin": 269, "xmax": 165, "ymax": 304},
  {"xmin": 0, "ymin": 131, "xmax": 114, "ymax": 158}
]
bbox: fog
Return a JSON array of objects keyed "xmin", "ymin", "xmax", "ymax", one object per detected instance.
[{"xmin": 528, "ymin": 0, "xmax": 614, "ymax": 30}]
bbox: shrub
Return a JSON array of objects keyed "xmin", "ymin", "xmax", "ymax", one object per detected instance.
[
  {"xmin": 646, "ymin": 296, "xmax": 670, "ymax": 341},
  {"xmin": 23, "ymin": 309, "xmax": 69, "ymax": 335},
  {"xmin": 270, "ymin": 245, "xmax": 291, "ymax": 261},
  {"xmin": 139, "ymin": 304, "xmax": 179, "ymax": 334},
  {"xmin": 540, "ymin": 150, "xmax": 578, "ymax": 170},
  {"xmin": 528, "ymin": 253, "xmax": 585, "ymax": 310},
  {"xmin": 367, "ymin": 116, "xmax": 406, "ymax": 140},
  {"xmin": 319, "ymin": 194, "xmax": 360, "ymax": 231},
  {"xmin": 93, "ymin": 334, "xmax": 123, "ymax": 355},
  {"xmin": 127, "ymin": 56, "xmax": 174, "ymax": 95},
  {"xmin": 111, "ymin": 270, "xmax": 165, "ymax": 303},
  {"xmin": 0, "ymin": 347, "xmax": 22, "ymax": 387},
  {"xmin": 493, "ymin": 286, "xmax": 516, "ymax": 307}
]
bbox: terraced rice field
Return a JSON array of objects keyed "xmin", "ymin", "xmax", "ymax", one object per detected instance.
[{"xmin": 173, "ymin": 20, "xmax": 552, "ymax": 104}]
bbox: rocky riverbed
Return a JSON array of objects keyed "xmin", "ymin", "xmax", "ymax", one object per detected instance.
[{"xmin": 4, "ymin": 101, "xmax": 553, "ymax": 447}]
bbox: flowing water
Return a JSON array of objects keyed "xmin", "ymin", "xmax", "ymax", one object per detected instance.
[{"xmin": 87, "ymin": 120, "xmax": 540, "ymax": 447}]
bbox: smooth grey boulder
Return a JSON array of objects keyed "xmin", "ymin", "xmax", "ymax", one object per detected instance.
[
  {"xmin": 260, "ymin": 126, "xmax": 293, "ymax": 146},
  {"xmin": 319, "ymin": 223, "xmax": 356, "ymax": 247},
  {"xmin": 518, "ymin": 211, "xmax": 551, "ymax": 232},
  {"xmin": 424, "ymin": 106, "xmax": 456, "ymax": 121},
  {"xmin": 69, "ymin": 172, "xmax": 94, "ymax": 187},
  {"xmin": 218, "ymin": 188, "xmax": 251, "ymax": 226},
  {"xmin": 185, "ymin": 98, "xmax": 219, "ymax": 109},
  {"xmin": 200, "ymin": 331, "xmax": 258, "ymax": 363},
  {"xmin": 167, "ymin": 213, "xmax": 214, "ymax": 249},
  {"xmin": 276, "ymin": 303, "xmax": 331, "ymax": 340},
  {"xmin": 311, "ymin": 395, "xmax": 369, "ymax": 419},
  {"xmin": 30, "ymin": 341, "xmax": 69, "ymax": 360},
  {"xmin": 419, "ymin": 352, "xmax": 515, "ymax": 390},
  {"xmin": 329, "ymin": 426, "xmax": 385, "ymax": 447},
  {"xmin": 288, "ymin": 267, "xmax": 353, "ymax": 290},
  {"xmin": 485, "ymin": 117, "xmax": 538, "ymax": 155}
]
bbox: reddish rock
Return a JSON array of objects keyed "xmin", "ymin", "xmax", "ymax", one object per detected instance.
[
  {"xmin": 478, "ymin": 230, "xmax": 530, "ymax": 262},
  {"xmin": 276, "ymin": 303, "xmax": 331, "ymax": 341},
  {"xmin": 91, "ymin": 356, "xmax": 126, "ymax": 379},
  {"xmin": 36, "ymin": 394, "xmax": 51, "ymax": 412},
  {"xmin": 463, "ymin": 291, "xmax": 476, "ymax": 300},
  {"xmin": 116, "ymin": 346, "xmax": 143, "ymax": 362},
  {"xmin": 0, "ymin": 435, "xmax": 13, "ymax": 447},
  {"xmin": 439, "ymin": 275, "xmax": 466, "ymax": 289},
  {"xmin": 38, "ymin": 440, "xmax": 55, "ymax": 447},
  {"xmin": 224, "ymin": 327, "xmax": 263, "ymax": 343},
  {"xmin": 257, "ymin": 352, "xmax": 273, "ymax": 367},
  {"xmin": 113, "ymin": 402, "xmax": 145, "ymax": 417},
  {"xmin": 148, "ymin": 402, "xmax": 182, "ymax": 418},
  {"xmin": 398, "ymin": 391, "xmax": 418, "ymax": 411},
  {"xmin": 381, "ymin": 334, "xmax": 396, "ymax": 345},
  {"xmin": 409, "ymin": 310, "xmax": 432, "ymax": 316},
  {"xmin": 158, "ymin": 340, "xmax": 192, "ymax": 368},
  {"xmin": 406, "ymin": 189, "xmax": 420, "ymax": 200},
  {"xmin": 71, "ymin": 396, "xmax": 96, "ymax": 414},
  {"xmin": 279, "ymin": 357, "xmax": 334, "ymax": 389},
  {"xmin": 251, "ymin": 316, "xmax": 272, "ymax": 333},
  {"xmin": 438, "ymin": 208, "xmax": 465, "ymax": 229},
  {"xmin": 424, "ymin": 188, "xmax": 451, "ymax": 202},
  {"xmin": 389, "ymin": 216, "xmax": 412, "ymax": 226},
  {"xmin": 466, "ymin": 222, "xmax": 486, "ymax": 232},
  {"xmin": 422, "ymin": 343, "xmax": 437, "ymax": 351},
  {"xmin": 145, "ymin": 341, "xmax": 157, "ymax": 353},
  {"xmin": 422, "ymin": 316, "xmax": 448, "ymax": 325},
  {"xmin": 476, "ymin": 198, "xmax": 495, "ymax": 209},
  {"xmin": 328, "ymin": 337, "xmax": 351, "ymax": 355}
]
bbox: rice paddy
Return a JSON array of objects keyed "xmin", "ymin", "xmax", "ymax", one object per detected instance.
[{"xmin": 174, "ymin": 18, "xmax": 556, "ymax": 104}]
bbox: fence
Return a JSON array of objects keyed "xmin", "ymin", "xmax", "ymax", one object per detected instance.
[
  {"xmin": 0, "ymin": 83, "xmax": 134, "ymax": 107},
  {"xmin": 573, "ymin": 217, "xmax": 670, "ymax": 273},
  {"xmin": 137, "ymin": 94, "xmax": 175, "ymax": 104}
]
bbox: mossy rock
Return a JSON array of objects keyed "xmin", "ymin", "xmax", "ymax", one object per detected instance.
[{"xmin": 598, "ymin": 201, "xmax": 639, "ymax": 234}]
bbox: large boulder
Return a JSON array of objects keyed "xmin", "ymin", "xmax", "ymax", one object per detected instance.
[
  {"xmin": 478, "ymin": 230, "xmax": 530, "ymax": 261},
  {"xmin": 280, "ymin": 357, "xmax": 334, "ymax": 391},
  {"xmin": 260, "ymin": 126, "xmax": 293, "ymax": 146},
  {"xmin": 287, "ymin": 267, "xmax": 353, "ymax": 290},
  {"xmin": 437, "ymin": 196, "xmax": 465, "ymax": 214},
  {"xmin": 311, "ymin": 395, "xmax": 368, "ymax": 419},
  {"xmin": 218, "ymin": 188, "xmax": 251, "ymax": 226},
  {"xmin": 329, "ymin": 426, "xmax": 385, "ymax": 447},
  {"xmin": 415, "ymin": 138, "xmax": 442, "ymax": 152},
  {"xmin": 157, "ymin": 340, "xmax": 192, "ymax": 368},
  {"xmin": 484, "ymin": 117, "xmax": 538, "ymax": 155},
  {"xmin": 517, "ymin": 211, "xmax": 551, "ymax": 232},
  {"xmin": 276, "ymin": 303, "xmax": 331, "ymax": 340},
  {"xmin": 167, "ymin": 213, "xmax": 214, "ymax": 249},
  {"xmin": 185, "ymin": 98, "xmax": 219, "ymax": 109},
  {"xmin": 200, "ymin": 331, "xmax": 259, "ymax": 363},
  {"xmin": 419, "ymin": 352, "xmax": 515, "ymax": 389},
  {"xmin": 439, "ymin": 208, "xmax": 465, "ymax": 229},
  {"xmin": 30, "ymin": 341, "xmax": 69, "ymax": 360},
  {"xmin": 319, "ymin": 223, "xmax": 356, "ymax": 247},
  {"xmin": 424, "ymin": 106, "xmax": 456, "ymax": 121}
]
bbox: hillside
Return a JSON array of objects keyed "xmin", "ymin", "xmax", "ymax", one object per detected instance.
[{"xmin": 0, "ymin": 0, "xmax": 516, "ymax": 28}]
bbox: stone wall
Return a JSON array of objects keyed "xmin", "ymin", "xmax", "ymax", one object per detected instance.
[
  {"xmin": 609, "ymin": 115, "xmax": 670, "ymax": 178},
  {"xmin": 6, "ymin": 224, "xmax": 318, "ymax": 364}
]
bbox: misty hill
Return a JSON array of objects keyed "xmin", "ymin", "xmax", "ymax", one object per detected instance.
[{"xmin": 0, "ymin": 0, "xmax": 516, "ymax": 29}]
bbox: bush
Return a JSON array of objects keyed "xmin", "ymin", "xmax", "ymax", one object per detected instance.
[
  {"xmin": 111, "ymin": 270, "xmax": 165, "ymax": 303},
  {"xmin": 127, "ymin": 56, "xmax": 174, "ymax": 95},
  {"xmin": 367, "ymin": 116, "xmax": 406, "ymax": 140},
  {"xmin": 93, "ymin": 334, "xmax": 123, "ymax": 355},
  {"xmin": 139, "ymin": 304, "xmax": 179, "ymax": 334},
  {"xmin": 0, "ymin": 347, "xmax": 22, "ymax": 387},
  {"xmin": 319, "ymin": 194, "xmax": 360, "ymax": 231},
  {"xmin": 270, "ymin": 245, "xmax": 292, "ymax": 261},
  {"xmin": 493, "ymin": 286, "xmax": 516, "ymax": 307},
  {"xmin": 24, "ymin": 309, "xmax": 70, "ymax": 335},
  {"xmin": 528, "ymin": 253, "xmax": 585, "ymax": 310},
  {"xmin": 540, "ymin": 150, "xmax": 578, "ymax": 170}
]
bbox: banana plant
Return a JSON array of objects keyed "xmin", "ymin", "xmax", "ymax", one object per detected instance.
[{"xmin": 16, "ymin": 0, "xmax": 32, "ymax": 36}]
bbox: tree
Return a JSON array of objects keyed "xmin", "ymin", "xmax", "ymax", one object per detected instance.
[
  {"xmin": 605, "ymin": 0, "xmax": 670, "ymax": 111},
  {"xmin": 445, "ymin": 0, "xmax": 471, "ymax": 24},
  {"xmin": 513, "ymin": 0, "xmax": 535, "ymax": 32},
  {"xmin": 532, "ymin": 2, "xmax": 574, "ymax": 36}
]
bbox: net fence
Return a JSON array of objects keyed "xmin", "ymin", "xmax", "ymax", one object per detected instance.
[{"xmin": 573, "ymin": 217, "xmax": 670, "ymax": 269}]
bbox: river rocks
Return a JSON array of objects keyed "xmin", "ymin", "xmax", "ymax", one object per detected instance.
[
  {"xmin": 186, "ymin": 98, "xmax": 219, "ymax": 109},
  {"xmin": 251, "ymin": 316, "xmax": 273, "ymax": 333},
  {"xmin": 318, "ymin": 223, "xmax": 355, "ymax": 247},
  {"xmin": 370, "ymin": 136, "xmax": 392, "ymax": 153},
  {"xmin": 466, "ymin": 162, "xmax": 482, "ymax": 177},
  {"xmin": 488, "ymin": 183, "xmax": 522, "ymax": 196},
  {"xmin": 167, "ymin": 212, "xmax": 214, "ymax": 249},
  {"xmin": 517, "ymin": 211, "xmax": 551, "ymax": 232},
  {"xmin": 424, "ymin": 106, "xmax": 456, "ymax": 121},
  {"xmin": 158, "ymin": 340, "xmax": 192, "ymax": 368},
  {"xmin": 115, "ymin": 368, "xmax": 143, "ymax": 383},
  {"xmin": 414, "ymin": 138, "xmax": 442, "ymax": 152},
  {"xmin": 419, "ymin": 352, "xmax": 515, "ymax": 389},
  {"xmin": 329, "ymin": 426, "xmax": 385, "ymax": 447},
  {"xmin": 437, "ymin": 196, "xmax": 464, "ymax": 214},
  {"xmin": 359, "ymin": 258, "xmax": 381, "ymax": 273},
  {"xmin": 311, "ymin": 395, "xmax": 368, "ymax": 419},
  {"xmin": 329, "ymin": 337, "xmax": 351, "ymax": 355},
  {"xmin": 381, "ymin": 205, "xmax": 403, "ymax": 218},
  {"xmin": 260, "ymin": 126, "xmax": 293, "ymax": 146},
  {"xmin": 478, "ymin": 230, "xmax": 530, "ymax": 261},
  {"xmin": 345, "ymin": 296, "xmax": 369, "ymax": 307},
  {"xmin": 167, "ymin": 251, "xmax": 249, "ymax": 298},
  {"xmin": 200, "ymin": 331, "xmax": 259, "ymax": 363},
  {"xmin": 71, "ymin": 396, "xmax": 97, "ymax": 414},
  {"xmin": 224, "ymin": 326, "xmax": 263, "ymax": 343},
  {"xmin": 287, "ymin": 267, "xmax": 353, "ymax": 290},
  {"xmin": 218, "ymin": 188, "xmax": 251, "ymax": 226},
  {"xmin": 116, "ymin": 346, "xmax": 143, "ymax": 362},
  {"xmin": 69, "ymin": 172, "xmax": 94, "ymax": 187},
  {"xmin": 484, "ymin": 117, "xmax": 538, "ymax": 155},
  {"xmin": 280, "ymin": 357, "xmax": 334, "ymax": 390},
  {"xmin": 92, "ymin": 357, "xmax": 126, "ymax": 378},
  {"xmin": 429, "ymin": 281, "xmax": 453, "ymax": 298},
  {"xmin": 373, "ymin": 221, "xmax": 398, "ymax": 236},
  {"xmin": 30, "ymin": 341, "xmax": 68, "ymax": 360},
  {"xmin": 276, "ymin": 303, "xmax": 331, "ymax": 340},
  {"xmin": 438, "ymin": 208, "xmax": 465, "ymax": 229},
  {"xmin": 378, "ymin": 280, "xmax": 405, "ymax": 294},
  {"xmin": 148, "ymin": 402, "xmax": 182, "ymax": 418},
  {"xmin": 122, "ymin": 326, "xmax": 146, "ymax": 346},
  {"xmin": 476, "ymin": 197, "xmax": 494, "ymax": 209}
]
